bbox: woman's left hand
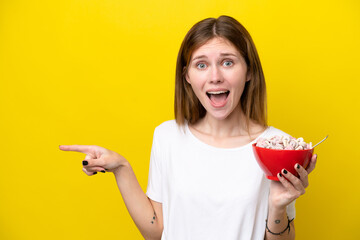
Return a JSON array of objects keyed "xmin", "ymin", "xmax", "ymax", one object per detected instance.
[{"xmin": 269, "ymin": 154, "xmax": 318, "ymax": 210}]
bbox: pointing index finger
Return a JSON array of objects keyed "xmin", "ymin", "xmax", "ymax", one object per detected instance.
[{"xmin": 59, "ymin": 145, "xmax": 94, "ymax": 154}]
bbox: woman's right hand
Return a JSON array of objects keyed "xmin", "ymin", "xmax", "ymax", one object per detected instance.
[{"xmin": 59, "ymin": 145, "xmax": 128, "ymax": 175}]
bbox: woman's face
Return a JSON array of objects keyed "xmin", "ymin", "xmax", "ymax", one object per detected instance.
[{"xmin": 185, "ymin": 37, "xmax": 250, "ymax": 120}]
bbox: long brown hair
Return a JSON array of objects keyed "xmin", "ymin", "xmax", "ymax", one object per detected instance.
[{"xmin": 174, "ymin": 15, "xmax": 267, "ymax": 129}]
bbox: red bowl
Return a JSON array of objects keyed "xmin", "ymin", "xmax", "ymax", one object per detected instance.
[{"xmin": 252, "ymin": 143, "xmax": 313, "ymax": 181}]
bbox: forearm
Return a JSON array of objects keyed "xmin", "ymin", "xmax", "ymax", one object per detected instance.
[
  {"xmin": 113, "ymin": 162, "xmax": 162, "ymax": 240},
  {"xmin": 264, "ymin": 206, "xmax": 295, "ymax": 240}
]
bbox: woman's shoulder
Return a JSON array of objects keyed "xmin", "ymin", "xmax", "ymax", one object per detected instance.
[
  {"xmin": 154, "ymin": 120, "xmax": 184, "ymax": 138},
  {"xmin": 264, "ymin": 126, "xmax": 292, "ymax": 138},
  {"xmin": 155, "ymin": 119, "xmax": 178, "ymax": 132}
]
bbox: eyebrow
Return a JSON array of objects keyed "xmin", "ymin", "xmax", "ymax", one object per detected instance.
[{"xmin": 191, "ymin": 53, "xmax": 239, "ymax": 62}]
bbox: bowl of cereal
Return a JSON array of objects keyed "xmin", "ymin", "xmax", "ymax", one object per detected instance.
[{"xmin": 252, "ymin": 136, "xmax": 314, "ymax": 181}]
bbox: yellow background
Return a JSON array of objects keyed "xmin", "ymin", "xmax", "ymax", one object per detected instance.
[{"xmin": 1, "ymin": 0, "xmax": 359, "ymax": 239}]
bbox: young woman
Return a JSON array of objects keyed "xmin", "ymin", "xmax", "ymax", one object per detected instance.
[{"xmin": 60, "ymin": 16, "xmax": 317, "ymax": 240}]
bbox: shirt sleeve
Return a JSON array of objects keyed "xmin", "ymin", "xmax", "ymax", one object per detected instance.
[
  {"xmin": 286, "ymin": 200, "xmax": 296, "ymax": 219},
  {"xmin": 146, "ymin": 128, "xmax": 163, "ymax": 203}
]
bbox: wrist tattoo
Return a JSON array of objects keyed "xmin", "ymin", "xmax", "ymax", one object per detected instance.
[
  {"xmin": 266, "ymin": 217, "xmax": 294, "ymax": 235},
  {"xmin": 151, "ymin": 211, "xmax": 156, "ymax": 224}
]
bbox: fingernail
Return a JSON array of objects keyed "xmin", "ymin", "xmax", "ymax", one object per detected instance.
[
  {"xmin": 93, "ymin": 172, "xmax": 97, "ymax": 175},
  {"xmin": 100, "ymin": 170, "xmax": 106, "ymax": 173},
  {"xmin": 82, "ymin": 160, "xmax": 88, "ymax": 166},
  {"xmin": 297, "ymin": 164, "xmax": 300, "ymax": 169},
  {"xmin": 283, "ymin": 169, "xmax": 288, "ymax": 174},
  {"xmin": 279, "ymin": 173, "xmax": 282, "ymax": 177}
]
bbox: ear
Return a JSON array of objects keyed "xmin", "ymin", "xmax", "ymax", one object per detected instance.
[
  {"xmin": 184, "ymin": 67, "xmax": 191, "ymax": 84},
  {"xmin": 246, "ymin": 71, "xmax": 251, "ymax": 82},
  {"xmin": 185, "ymin": 75, "xmax": 191, "ymax": 84}
]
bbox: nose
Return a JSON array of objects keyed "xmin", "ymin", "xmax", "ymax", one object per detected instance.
[{"xmin": 209, "ymin": 65, "xmax": 223, "ymax": 84}]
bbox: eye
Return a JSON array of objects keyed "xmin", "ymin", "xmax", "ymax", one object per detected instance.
[
  {"xmin": 223, "ymin": 60, "xmax": 233, "ymax": 67},
  {"xmin": 196, "ymin": 62, "xmax": 207, "ymax": 69}
]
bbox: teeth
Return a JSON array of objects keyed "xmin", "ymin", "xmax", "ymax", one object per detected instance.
[{"xmin": 207, "ymin": 91, "xmax": 228, "ymax": 94}]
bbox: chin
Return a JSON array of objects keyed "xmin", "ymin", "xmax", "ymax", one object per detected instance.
[
  {"xmin": 205, "ymin": 103, "xmax": 241, "ymax": 121},
  {"xmin": 206, "ymin": 110, "xmax": 232, "ymax": 120}
]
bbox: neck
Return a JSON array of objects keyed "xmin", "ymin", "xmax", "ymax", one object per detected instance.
[{"xmin": 193, "ymin": 105, "xmax": 250, "ymax": 138}]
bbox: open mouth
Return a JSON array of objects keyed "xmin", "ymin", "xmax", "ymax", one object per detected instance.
[
  {"xmin": 206, "ymin": 90, "xmax": 230, "ymax": 99},
  {"xmin": 206, "ymin": 90, "xmax": 230, "ymax": 107}
]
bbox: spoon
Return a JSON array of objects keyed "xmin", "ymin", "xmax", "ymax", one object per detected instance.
[{"xmin": 312, "ymin": 135, "xmax": 328, "ymax": 148}]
